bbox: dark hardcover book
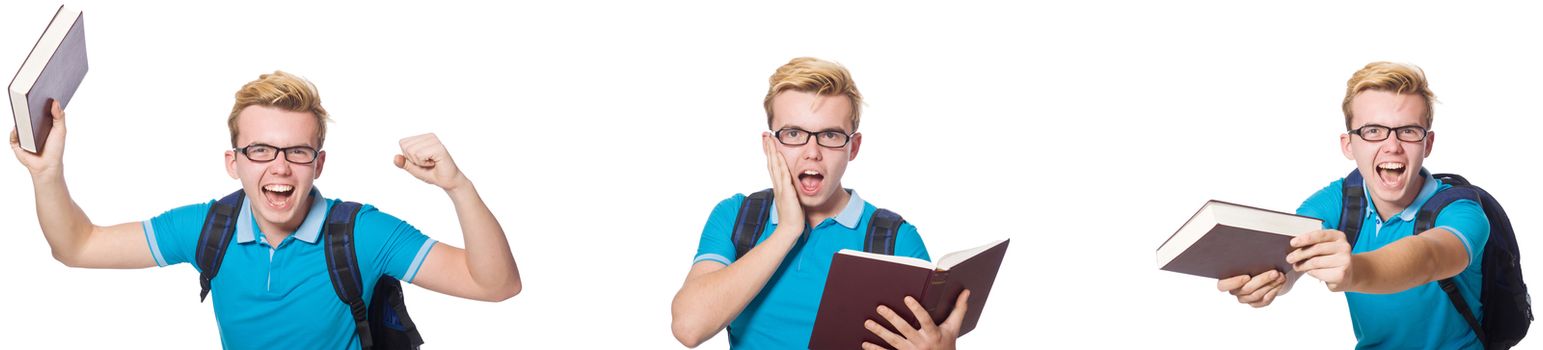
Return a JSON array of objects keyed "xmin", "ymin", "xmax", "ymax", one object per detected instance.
[
  {"xmin": 1156, "ymin": 200, "xmax": 1323, "ymax": 279},
  {"xmin": 808, "ymin": 239, "xmax": 1008, "ymax": 350},
  {"xmin": 9, "ymin": 5, "xmax": 88, "ymax": 153}
]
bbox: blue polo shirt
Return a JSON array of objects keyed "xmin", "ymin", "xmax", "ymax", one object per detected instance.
[
  {"xmin": 692, "ymin": 190, "xmax": 930, "ymax": 349},
  {"xmin": 141, "ymin": 189, "xmax": 437, "ymax": 350},
  {"xmin": 1296, "ymin": 169, "xmax": 1490, "ymax": 350}
]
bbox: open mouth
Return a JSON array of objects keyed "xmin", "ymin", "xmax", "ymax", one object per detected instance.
[
  {"xmin": 261, "ymin": 184, "xmax": 295, "ymax": 209},
  {"xmin": 1376, "ymin": 162, "xmax": 1406, "ymax": 189},
  {"xmin": 797, "ymin": 170, "xmax": 823, "ymax": 195}
]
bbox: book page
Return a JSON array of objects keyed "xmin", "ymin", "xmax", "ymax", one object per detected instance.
[
  {"xmin": 837, "ymin": 249, "xmax": 935, "ymax": 269},
  {"xmin": 938, "ymin": 239, "xmax": 1007, "ymax": 270}
]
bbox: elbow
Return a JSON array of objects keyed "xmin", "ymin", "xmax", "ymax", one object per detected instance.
[
  {"xmin": 671, "ymin": 318, "xmax": 706, "ymax": 348},
  {"xmin": 51, "ymin": 248, "xmax": 85, "ymax": 268},
  {"xmin": 482, "ymin": 280, "xmax": 522, "ymax": 302},
  {"xmin": 670, "ymin": 297, "xmax": 712, "ymax": 348}
]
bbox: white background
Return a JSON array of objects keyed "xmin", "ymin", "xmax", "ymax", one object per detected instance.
[{"xmin": 2, "ymin": 1, "xmax": 1540, "ymax": 349}]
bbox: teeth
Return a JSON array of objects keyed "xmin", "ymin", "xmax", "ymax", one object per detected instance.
[
  {"xmin": 263, "ymin": 184, "xmax": 294, "ymax": 193},
  {"xmin": 1377, "ymin": 163, "xmax": 1405, "ymax": 170},
  {"xmin": 802, "ymin": 170, "xmax": 820, "ymax": 176}
]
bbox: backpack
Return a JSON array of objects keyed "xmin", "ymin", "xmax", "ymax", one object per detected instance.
[
  {"xmin": 731, "ymin": 189, "xmax": 905, "ymax": 258},
  {"xmin": 195, "ymin": 190, "xmax": 425, "ymax": 350},
  {"xmin": 1341, "ymin": 170, "xmax": 1532, "ymax": 349}
]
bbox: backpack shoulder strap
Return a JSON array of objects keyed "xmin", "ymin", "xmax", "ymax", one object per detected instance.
[
  {"xmin": 864, "ymin": 209, "xmax": 904, "ymax": 255},
  {"xmin": 1340, "ymin": 169, "xmax": 1367, "ymax": 247},
  {"xmin": 195, "ymin": 190, "xmax": 246, "ymax": 302},
  {"xmin": 732, "ymin": 189, "xmax": 775, "ymax": 259},
  {"xmin": 322, "ymin": 201, "xmax": 375, "ymax": 349},
  {"xmin": 1413, "ymin": 174, "xmax": 1488, "ymax": 345}
]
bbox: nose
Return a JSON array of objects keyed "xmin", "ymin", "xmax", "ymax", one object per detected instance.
[
  {"xmin": 1378, "ymin": 137, "xmax": 1404, "ymax": 155},
  {"xmin": 267, "ymin": 155, "xmax": 293, "ymax": 176},
  {"xmin": 799, "ymin": 141, "xmax": 822, "ymax": 162}
]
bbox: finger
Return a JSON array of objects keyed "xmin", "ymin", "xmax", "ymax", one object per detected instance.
[
  {"xmin": 1249, "ymin": 285, "xmax": 1282, "ymax": 308},
  {"xmin": 865, "ymin": 319, "xmax": 907, "ymax": 348},
  {"xmin": 861, "ymin": 342, "xmax": 888, "ymax": 350},
  {"xmin": 1290, "ymin": 229, "xmax": 1342, "ymax": 248},
  {"xmin": 877, "ymin": 304, "xmax": 921, "ymax": 341},
  {"xmin": 1286, "ymin": 239, "xmax": 1346, "ymax": 265},
  {"xmin": 1293, "ymin": 252, "xmax": 1349, "ymax": 273},
  {"xmin": 942, "ymin": 290, "xmax": 971, "ymax": 330},
  {"xmin": 1234, "ymin": 270, "xmax": 1280, "ymax": 296},
  {"xmin": 1239, "ymin": 275, "xmax": 1283, "ymax": 304},
  {"xmin": 9, "ymin": 128, "xmax": 18, "ymax": 147},
  {"xmin": 1217, "ymin": 275, "xmax": 1250, "ymax": 292},
  {"xmin": 394, "ymin": 154, "xmax": 407, "ymax": 169},
  {"xmin": 50, "ymin": 99, "xmax": 65, "ymax": 124},
  {"xmin": 903, "ymin": 296, "xmax": 937, "ymax": 331}
]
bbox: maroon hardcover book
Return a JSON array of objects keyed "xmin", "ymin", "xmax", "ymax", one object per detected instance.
[
  {"xmin": 9, "ymin": 5, "xmax": 88, "ymax": 153},
  {"xmin": 1156, "ymin": 200, "xmax": 1323, "ymax": 279},
  {"xmin": 809, "ymin": 239, "xmax": 1008, "ymax": 350}
]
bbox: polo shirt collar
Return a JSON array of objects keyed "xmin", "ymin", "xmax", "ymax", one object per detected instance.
[
  {"xmin": 1363, "ymin": 168, "xmax": 1439, "ymax": 223},
  {"xmin": 769, "ymin": 189, "xmax": 864, "ymax": 229},
  {"xmin": 235, "ymin": 188, "xmax": 330, "ymax": 244}
]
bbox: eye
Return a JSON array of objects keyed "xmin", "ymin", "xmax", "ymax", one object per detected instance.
[{"xmin": 781, "ymin": 129, "xmax": 805, "ymax": 138}]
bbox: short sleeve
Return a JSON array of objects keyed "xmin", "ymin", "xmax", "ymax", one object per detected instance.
[
  {"xmin": 1296, "ymin": 179, "xmax": 1345, "ymax": 230},
  {"xmin": 1433, "ymin": 199, "xmax": 1490, "ymax": 267},
  {"xmin": 894, "ymin": 222, "xmax": 930, "ymax": 262},
  {"xmin": 692, "ymin": 194, "xmax": 746, "ymax": 267},
  {"xmin": 352, "ymin": 205, "xmax": 435, "ymax": 284},
  {"xmin": 143, "ymin": 201, "xmax": 215, "ymax": 267}
]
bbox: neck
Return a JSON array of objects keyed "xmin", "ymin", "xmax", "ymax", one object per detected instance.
[
  {"xmin": 254, "ymin": 197, "xmax": 311, "ymax": 246},
  {"xmin": 1370, "ymin": 176, "xmax": 1424, "ymax": 222},
  {"xmin": 803, "ymin": 189, "xmax": 851, "ymax": 227}
]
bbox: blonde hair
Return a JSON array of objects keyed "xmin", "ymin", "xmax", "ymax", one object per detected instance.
[
  {"xmin": 763, "ymin": 57, "xmax": 863, "ymax": 131},
  {"xmin": 1342, "ymin": 62, "xmax": 1436, "ymax": 130},
  {"xmin": 227, "ymin": 70, "xmax": 330, "ymax": 147}
]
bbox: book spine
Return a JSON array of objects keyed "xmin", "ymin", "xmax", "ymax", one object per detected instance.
[{"xmin": 921, "ymin": 270, "xmax": 949, "ymax": 322}]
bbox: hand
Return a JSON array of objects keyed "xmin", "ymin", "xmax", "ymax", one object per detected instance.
[
  {"xmin": 393, "ymin": 133, "xmax": 468, "ymax": 191},
  {"xmin": 864, "ymin": 290, "xmax": 971, "ymax": 350},
  {"xmin": 1287, "ymin": 229, "xmax": 1355, "ymax": 291},
  {"xmin": 1217, "ymin": 269, "xmax": 1290, "ymax": 308},
  {"xmin": 10, "ymin": 100, "xmax": 67, "ymax": 177},
  {"xmin": 762, "ymin": 133, "xmax": 804, "ymax": 232}
]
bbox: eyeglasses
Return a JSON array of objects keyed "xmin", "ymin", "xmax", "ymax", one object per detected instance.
[
  {"xmin": 1349, "ymin": 124, "xmax": 1429, "ymax": 142},
  {"xmin": 235, "ymin": 144, "xmax": 319, "ymax": 164},
  {"xmin": 772, "ymin": 128, "xmax": 855, "ymax": 148}
]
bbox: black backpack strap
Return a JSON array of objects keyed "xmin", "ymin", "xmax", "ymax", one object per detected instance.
[
  {"xmin": 1340, "ymin": 169, "xmax": 1366, "ymax": 247},
  {"xmin": 322, "ymin": 201, "xmax": 374, "ymax": 349},
  {"xmin": 195, "ymin": 190, "xmax": 246, "ymax": 302},
  {"xmin": 732, "ymin": 189, "xmax": 774, "ymax": 260},
  {"xmin": 1414, "ymin": 176, "xmax": 1488, "ymax": 345},
  {"xmin": 864, "ymin": 209, "xmax": 903, "ymax": 255}
]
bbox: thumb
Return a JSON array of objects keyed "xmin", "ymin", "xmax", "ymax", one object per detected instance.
[
  {"xmin": 393, "ymin": 154, "xmax": 407, "ymax": 169},
  {"xmin": 943, "ymin": 289, "xmax": 971, "ymax": 329}
]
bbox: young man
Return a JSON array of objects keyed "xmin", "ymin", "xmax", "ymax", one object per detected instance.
[
  {"xmin": 9, "ymin": 71, "xmax": 522, "ymax": 349},
  {"xmin": 670, "ymin": 57, "xmax": 972, "ymax": 349},
  {"xmin": 1218, "ymin": 62, "xmax": 1490, "ymax": 349}
]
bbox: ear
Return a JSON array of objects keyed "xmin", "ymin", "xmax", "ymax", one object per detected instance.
[
  {"xmin": 1423, "ymin": 131, "xmax": 1435, "ymax": 157},
  {"xmin": 313, "ymin": 150, "xmax": 326, "ymax": 179},
  {"xmin": 225, "ymin": 150, "xmax": 239, "ymax": 179},
  {"xmin": 1340, "ymin": 133, "xmax": 1354, "ymax": 161},
  {"xmin": 847, "ymin": 132, "xmax": 862, "ymax": 161}
]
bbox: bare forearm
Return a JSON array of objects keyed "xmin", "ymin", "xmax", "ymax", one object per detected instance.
[
  {"xmin": 31, "ymin": 172, "xmax": 96, "ymax": 264},
  {"xmin": 671, "ymin": 228, "xmax": 800, "ymax": 347},
  {"xmin": 1347, "ymin": 231, "xmax": 1468, "ymax": 294},
  {"xmin": 445, "ymin": 179, "xmax": 520, "ymax": 298}
]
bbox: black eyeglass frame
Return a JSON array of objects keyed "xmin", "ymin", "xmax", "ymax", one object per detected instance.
[
  {"xmin": 771, "ymin": 127, "xmax": 857, "ymax": 148},
  {"xmin": 1348, "ymin": 124, "xmax": 1430, "ymax": 142},
  {"xmin": 234, "ymin": 143, "xmax": 321, "ymax": 164}
]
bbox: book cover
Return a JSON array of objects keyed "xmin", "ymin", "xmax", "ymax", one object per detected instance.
[
  {"xmin": 1156, "ymin": 200, "xmax": 1323, "ymax": 279},
  {"xmin": 9, "ymin": 5, "xmax": 88, "ymax": 153},
  {"xmin": 808, "ymin": 239, "xmax": 1009, "ymax": 350}
]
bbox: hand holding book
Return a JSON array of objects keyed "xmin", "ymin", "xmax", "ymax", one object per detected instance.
[
  {"xmin": 9, "ymin": 100, "xmax": 66, "ymax": 178},
  {"xmin": 864, "ymin": 290, "xmax": 971, "ymax": 350}
]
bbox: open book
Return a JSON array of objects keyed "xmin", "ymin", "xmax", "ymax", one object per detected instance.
[
  {"xmin": 1156, "ymin": 200, "xmax": 1322, "ymax": 279},
  {"xmin": 809, "ymin": 239, "xmax": 1008, "ymax": 350},
  {"xmin": 9, "ymin": 5, "xmax": 88, "ymax": 153}
]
